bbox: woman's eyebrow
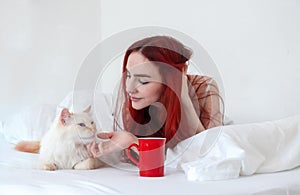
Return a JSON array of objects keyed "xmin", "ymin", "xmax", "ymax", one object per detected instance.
[
  {"xmin": 133, "ymin": 74, "xmax": 151, "ymax": 78},
  {"xmin": 126, "ymin": 69, "xmax": 151, "ymax": 78}
]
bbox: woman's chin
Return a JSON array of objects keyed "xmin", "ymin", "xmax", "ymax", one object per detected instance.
[{"xmin": 131, "ymin": 104, "xmax": 143, "ymax": 110}]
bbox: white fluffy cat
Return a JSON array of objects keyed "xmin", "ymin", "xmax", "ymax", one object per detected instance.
[{"xmin": 15, "ymin": 106, "xmax": 105, "ymax": 170}]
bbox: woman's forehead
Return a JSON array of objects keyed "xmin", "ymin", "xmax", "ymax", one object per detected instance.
[
  {"xmin": 127, "ymin": 52, "xmax": 149, "ymax": 68},
  {"xmin": 126, "ymin": 52, "xmax": 160, "ymax": 76}
]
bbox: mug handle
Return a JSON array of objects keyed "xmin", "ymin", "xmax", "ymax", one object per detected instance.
[{"xmin": 126, "ymin": 143, "xmax": 139, "ymax": 166}]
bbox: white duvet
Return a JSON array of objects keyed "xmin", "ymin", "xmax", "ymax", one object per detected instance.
[{"xmin": 167, "ymin": 115, "xmax": 300, "ymax": 181}]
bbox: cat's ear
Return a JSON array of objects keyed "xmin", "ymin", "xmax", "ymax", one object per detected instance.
[
  {"xmin": 60, "ymin": 108, "xmax": 72, "ymax": 126},
  {"xmin": 83, "ymin": 105, "xmax": 91, "ymax": 113}
]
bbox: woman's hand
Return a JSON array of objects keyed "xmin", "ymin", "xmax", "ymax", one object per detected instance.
[
  {"xmin": 86, "ymin": 131, "xmax": 138, "ymax": 158},
  {"xmin": 180, "ymin": 71, "xmax": 191, "ymax": 103},
  {"xmin": 180, "ymin": 71, "xmax": 205, "ymax": 134}
]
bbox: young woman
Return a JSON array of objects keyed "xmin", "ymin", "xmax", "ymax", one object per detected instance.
[{"xmin": 87, "ymin": 36, "xmax": 224, "ymax": 158}]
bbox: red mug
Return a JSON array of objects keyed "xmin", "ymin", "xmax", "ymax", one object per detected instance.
[{"xmin": 126, "ymin": 137, "xmax": 166, "ymax": 177}]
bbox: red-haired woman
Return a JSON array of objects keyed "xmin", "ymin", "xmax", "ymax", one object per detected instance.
[{"xmin": 87, "ymin": 36, "xmax": 224, "ymax": 157}]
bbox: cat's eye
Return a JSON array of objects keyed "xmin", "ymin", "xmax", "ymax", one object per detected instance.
[
  {"xmin": 91, "ymin": 121, "xmax": 94, "ymax": 125},
  {"xmin": 78, "ymin": 123, "xmax": 86, "ymax": 127}
]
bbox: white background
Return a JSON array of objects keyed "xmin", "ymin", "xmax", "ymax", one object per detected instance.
[{"xmin": 1, "ymin": 0, "xmax": 299, "ymax": 124}]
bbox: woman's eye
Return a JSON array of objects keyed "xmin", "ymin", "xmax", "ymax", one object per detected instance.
[
  {"xmin": 78, "ymin": 123, "xmax": 86, "ymax": 127},
  {"xmin": 139, "ymin": 80, "xmax": 149, "ymax": 85}
]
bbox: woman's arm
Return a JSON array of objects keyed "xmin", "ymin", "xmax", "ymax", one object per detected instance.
[
  {"xmin": 179, "ymin": 74, "xmax": 223, "ymax": 139},
  {"xmin": 87, "ymin": 131, "xmax": 138, "ymax": 158},
  {"xmin": 198, "ymin": 78, "xmax": 224, "ymax": 129},
  {"xmin": 180, "ymin": 73, "xmax": 205, "ymax": 137}
]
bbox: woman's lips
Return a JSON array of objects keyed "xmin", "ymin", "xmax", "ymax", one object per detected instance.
[{"xmin": 130, "ymin": 96, "xmax": 142, "ymax": 102}]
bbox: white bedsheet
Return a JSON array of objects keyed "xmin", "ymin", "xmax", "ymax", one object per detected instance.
[{"xmin": 1, "ymin": 134, "xmax": 300, "ymax": 195}]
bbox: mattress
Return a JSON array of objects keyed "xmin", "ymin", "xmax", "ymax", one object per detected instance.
[{"xmin": 1, "ymin": 133, "xmax": 300, "ymax": 195}]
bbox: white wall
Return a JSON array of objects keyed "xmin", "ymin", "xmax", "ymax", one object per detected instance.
[
  {"xmin": 99, "ymin": 0, "xmax": 300, "ymax": 124},
  {"xmin": 1, "ymin": 0, "xmax": 299, "ymax": 124},
  {"xmin": 0, "ymin": 0, "xmax": 101, "ymax": 120}
]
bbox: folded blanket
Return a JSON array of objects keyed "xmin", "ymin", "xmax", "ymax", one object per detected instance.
[{"xmin": 166, "ymin": 115, "xmax": 300, "ymax": 181}]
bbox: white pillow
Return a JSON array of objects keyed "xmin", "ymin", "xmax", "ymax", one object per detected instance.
[
  {"xmin": 166, "ymin": 115, "xmax": 300, "ymax": 181},
  {"xmin": 0, "ymin": 104, "xmax": 56, "ymax": 144},
  {"xmin": 58, "ymin": 90, "xmax": 115, "ymax": 132},
  {"xmin": 0, "ymin": 90, "xmax": 115, "ymax": 144}
]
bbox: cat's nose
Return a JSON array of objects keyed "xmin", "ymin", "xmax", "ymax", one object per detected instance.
[
  {"xmin": 90, "ymin": 127, "xmax": 97, "ymax": 133},
  {"xmin": 86, "ymin": 127, "xmax": 96, "ymax": 133}
]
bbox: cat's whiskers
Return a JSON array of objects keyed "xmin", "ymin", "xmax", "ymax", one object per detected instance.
[{"xmin": 79, "ymin": 134, "xmax": 95, "ymax": 140}]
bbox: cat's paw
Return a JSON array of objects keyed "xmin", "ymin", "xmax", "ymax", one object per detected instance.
[
  {"xmin": 42, "ymin": 163, "xmax": 57, "ymax": 171},
  {"xmin": 74, "ymin": 158, "xmax": 105, "ymax": 170},
  {"xmin": 88, "ymin": 158, "xmax": 105, "ymax": 169}
]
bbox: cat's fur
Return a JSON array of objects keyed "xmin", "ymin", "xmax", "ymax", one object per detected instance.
[{"xmin": 15, "ymin": 106, "xmax": 105, "ymax": 171}]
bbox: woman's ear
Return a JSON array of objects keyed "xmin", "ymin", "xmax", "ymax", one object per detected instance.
[{"xmin": 83, "ymin": 105, "xmax": 91, "ymax": 113}]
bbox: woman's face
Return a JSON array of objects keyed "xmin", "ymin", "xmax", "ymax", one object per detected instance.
[{"xmin": 125, "ymin": 52, "xmax": 165, "ymax": 110}]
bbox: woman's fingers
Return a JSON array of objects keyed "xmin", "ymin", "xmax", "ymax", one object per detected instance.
[
  {"xmin": 98, "ymin": 140, "xmax": 119, "ymax": 154},
  {"xmin": 91, "ymin": 142, "xmax": 102, "ymax": 158},
  {"xmin": 87, "ymin": 141, "xmax": 114, "ymax": 158},
  {"xmin": 97, "ymin": 132, "xmax": 114, "ymax": 139},
  {"xmin": 91, "ymin": 131, "xmax": 137, "ymax": 156},
  {"xmin": 86, "ymin": 142, "xmax": 93, "ymax": 157},
  {"xmin": 86, "ymin": 141, "xmax": 101, "ymax": 158}
]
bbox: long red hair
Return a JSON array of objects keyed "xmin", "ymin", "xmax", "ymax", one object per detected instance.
[{"xmin": 113, "ymin": 36, "xmax": 193, "ymax": 148}]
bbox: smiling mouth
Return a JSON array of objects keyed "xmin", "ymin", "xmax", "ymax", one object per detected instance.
[{"xmin": 130, "ymin": 97, "xmax": 142, "ymax": 102}]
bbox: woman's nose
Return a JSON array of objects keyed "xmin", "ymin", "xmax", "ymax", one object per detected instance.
[
  {"xmin": 126, "ymin": 86, "xmax": 137, "ymax": 95},
  {"xmin": 126, "ymin": 79, "xmax": 138, "ymax": 94}
]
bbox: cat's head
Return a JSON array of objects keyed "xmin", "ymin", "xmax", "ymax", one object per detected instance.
[{"xmin": 57, "ymin": 106, "xmax": 97, "ymax": 144}]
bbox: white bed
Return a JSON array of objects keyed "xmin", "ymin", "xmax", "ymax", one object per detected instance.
[
  {"xmin": 1, "ymin": 92, "xmax": 300, "ymax": 195},
  {"xmin": 1, "ymin": 134, "xmax": 300, "ymax": 195},
  {"xmin": 1, "ymin": 126, "xmax": 300, "ymax": 195}
]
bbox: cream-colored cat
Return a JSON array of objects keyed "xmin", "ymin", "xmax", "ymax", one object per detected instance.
[{"xmin": 15, "ymin": 106, "xmax": 105, "ymax": 170}]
